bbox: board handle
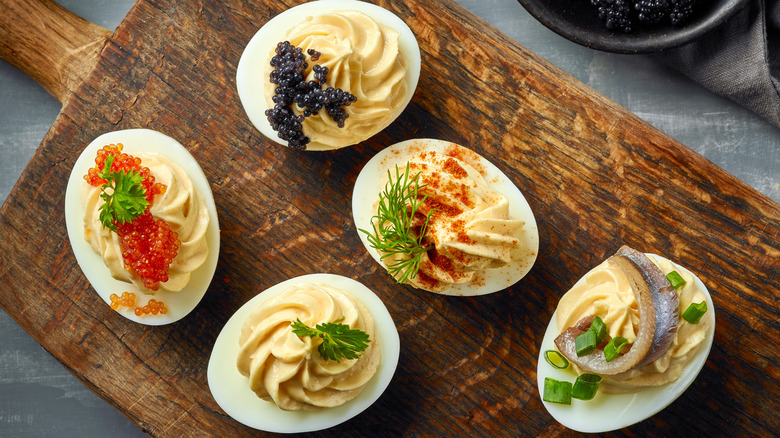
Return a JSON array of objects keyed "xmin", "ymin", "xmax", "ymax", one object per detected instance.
[{"xmin": 0, "ymin": 0, "xmax": 111, "ymax": 104}]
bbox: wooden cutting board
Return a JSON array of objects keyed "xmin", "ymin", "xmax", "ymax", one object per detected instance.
[{"xmin": 1, "ymin": 0, "xmax": 778, "ymax": 436}]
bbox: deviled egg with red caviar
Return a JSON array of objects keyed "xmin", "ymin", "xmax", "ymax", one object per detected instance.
[
  {"xmin": 65, "ymin": 129, "xmax": 219, "ymax": 325},
  {"xmin": 236, "ymin": 0, "xmax": 421, "ymax": 150},
  {"xmin": 536, "ymin": 247, "xmax": 715, "ymax": 432},
  {"xmin": 207, "ymin": 274, "xmax": 399, "ymax": 433},
  {"xmin": 352, "ymin": 139, "xmax": 539, "ymax": 295}
]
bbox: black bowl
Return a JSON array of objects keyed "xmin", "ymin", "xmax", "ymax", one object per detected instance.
[{"xmin": 517, "ymin": 0, "xmax": 750, "ymax": 54}]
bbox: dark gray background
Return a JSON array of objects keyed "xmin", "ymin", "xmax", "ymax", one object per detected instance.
[{"xmin": 1, "ymin": 0, "xmax": 777, "ymax": 436}]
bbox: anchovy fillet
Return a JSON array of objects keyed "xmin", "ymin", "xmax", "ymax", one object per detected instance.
[{"xmin": 554, "ymin": 246, "xmax": 679, "ymax": 375}]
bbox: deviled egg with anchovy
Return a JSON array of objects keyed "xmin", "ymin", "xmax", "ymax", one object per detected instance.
[{"xmin": 537, "ymin": 246, "xmax": 715, "ymax": 432}]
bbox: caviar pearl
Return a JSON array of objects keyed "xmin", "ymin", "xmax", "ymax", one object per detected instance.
[{"xmin": 264, "ymin": 41, "xmax": 356, "ymax": 150}]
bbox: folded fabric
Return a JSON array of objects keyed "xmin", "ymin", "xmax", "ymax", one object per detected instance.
[{"xmin": 656, "ymin": 0, "xmax": 780, "ymax": 127}]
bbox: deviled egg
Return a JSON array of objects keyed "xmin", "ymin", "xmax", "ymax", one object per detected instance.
[
  {"xmin": 352, "ymin": 139, "xmax": 539, "ymax": 296},
  {"xmin": 236, "ymin": 0, "xmax": 421, "ymax": 150},
  {"xmin": 208, "ymin": 274, "xmax": 399, "ymax": 433},
  {"xmin": 536, "ymin": 246, "xmax": 715, "ymax": 432},
  {"xmin": 64, "ymin": 129, "xmax": 220, "ymax": 325}
]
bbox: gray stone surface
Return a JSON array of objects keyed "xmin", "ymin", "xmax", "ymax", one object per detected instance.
[{"xmin": 1, "ymin": 0, "xmax": 777, "ymax": 436}]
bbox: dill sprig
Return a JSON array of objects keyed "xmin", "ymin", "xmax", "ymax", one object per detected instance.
[
  {"xmin": 359, "ymin": 163, "xmax": 434, "ymax": 284},
  {"xmin": 290, "ymin": 318, "xmax": 370, "ymax": 362}
]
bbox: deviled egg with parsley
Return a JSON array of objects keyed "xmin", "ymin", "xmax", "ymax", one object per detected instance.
[
  {"xmin": 208, "ymin": 274, "xmax": 399, "ymax": 432},
  {"xmin": 65, "ymin": 129, "xmax": 220, "ymax": 325}
]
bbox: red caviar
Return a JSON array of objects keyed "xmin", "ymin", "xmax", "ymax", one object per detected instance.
[
  {"xmin": 85, "ymin": 144, "xmax": 179, "ymax": 291},
  {"xmin": 109, "ymin": 292, "xmax": 168, "ymax": 316},
  {"xmin": 110, "ymin": 291, "xmax": 136, "ymax": 309},
  {"xmin": 84, "ymin": 143, "xmax": 165, "ymax": 203},
  {"xmin": 117, "ymin": 212, "xmax": 180, "ymax": 291},
  {"xmin": 134, "ymin": 298, "xmax": 168, "ymax": 316}
]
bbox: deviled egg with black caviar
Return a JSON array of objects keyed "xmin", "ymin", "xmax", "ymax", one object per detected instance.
[
  {"xmin": 352, "ymin": 138, "xmax": 539, "ymax": 296},
  {"xmin": 536, "ymin": 246, "xmax": 715, "ymax": 432},
  {"xmin": 207, "ymin": 274, "xmax": 399, "ymax": 433},
  {"xmin": 236, "ymin": 0, "xmax": 421, "ymax": 150},
  {"xmin": 64, "ymin": 129, "xmax": 219, "ymax": 325}
]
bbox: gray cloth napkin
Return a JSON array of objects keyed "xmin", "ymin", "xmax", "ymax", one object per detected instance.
[{"xmin": 657, "ymin": 0, "xmax": 780, "ymax": 126}]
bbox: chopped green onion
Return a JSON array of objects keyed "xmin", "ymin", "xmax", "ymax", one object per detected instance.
[
  {"xmin": 666, "ymin": 271, "xmax": 686, "ymax": 289},
  {"xmin": 543, "ymin": 350, "xmax": 570, "ymax": 369},
  {"xmin": 543, "ymin": 378, "xmax": 572, "ymax": 405},
  {"xmin": 604, "ymin": 336, "xmax": 628, "ymax": 362},
  {"xmin": 575, "ymin": 328, "xmax": 598, "ymax": 356},
  {"xmin": 682, "ymin": 301, "xmax": 707, "ymax": 324},
  {"xmin": 591, "ymin": 316, "xmax": 607, "ymax": 345},
  {"xmin": 571, "ymin": 373, "xmax": 602, "ymax": 400}
]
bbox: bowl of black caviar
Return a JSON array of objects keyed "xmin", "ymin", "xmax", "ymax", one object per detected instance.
[{"xmin": 517, "ymin": 0, "xmax": 750, "ymax": 54}]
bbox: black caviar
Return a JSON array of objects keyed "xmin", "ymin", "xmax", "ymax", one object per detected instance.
[
  {"xmin": 593, "ymin": 0, "xmax": 633, "ymax": 33},
  {"xmin": 265, "ymin": 41, "xmax": 357, "ymax": 150},
  {"xmin": 590, "ymin": 0, "xmax": 697, "ymax": 33},
  {"xmin": 668, "ymin": 0, "xmax": 696, "ymax": 25}
]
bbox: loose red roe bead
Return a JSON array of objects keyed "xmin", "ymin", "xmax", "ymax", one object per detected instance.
[
  {"xmin": 130, "ymin": 298, "xmax": 168, "ymax": 316},
  {"xmin": 108, "ymin": 289, "xmax": 168, "ymax": 318},
  {"xmin": 110, "ymin": 291, "xmax": 137, "ymax": 310},
  {"xmin": 109, "ymin": 293, "xmax": 120, "ymax": 310}
]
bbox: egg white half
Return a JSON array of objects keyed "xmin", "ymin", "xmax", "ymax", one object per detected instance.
[
  {"xmin": 236, "ymin": 0, "xmax": 421, "ymax": 150},
  {"xmin": 352, "ymin": 138, "xmax": 539, "ymax": 296},
  {"xmin": 64, "ymin": 129, "xmax": 220, "ymax": 326},
  {"xmin": 207, "ymin": 273, "xmax": 400, "ymax": 433},
  {"xmin": 536, "ymin": 254, "xmax": 716, "ymax": 433}
]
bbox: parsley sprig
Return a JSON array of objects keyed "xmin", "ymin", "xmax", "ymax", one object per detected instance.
[
  {"xmin": 359, "ymin": 163, "xmax": 435, "ymax": 284},
  {"xmin": 98, "ymin": 155, "xmax": 148, "ymax": 231},
  {"xmin": 290, "ymin": 318, "xmax": 370, "ymax": 362}
]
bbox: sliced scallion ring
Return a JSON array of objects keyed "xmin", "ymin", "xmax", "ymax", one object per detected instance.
[
  {"xmin": 543, "ymin": 377, "xmax": 572, "ymax": 405},
  {"xmin": 571, "ymin": 373, "xmax": 602, "ymax": 400},
  {"xmin": 591, "ymin": 316, "xmax": 607, "ymax": 345},
  {"xmin": 682, "ymin": 301, "xmax": 707, "ymax": 324},
  {"xmin": 604, "ymin": 336, "xmax": 628, "ymax": 362},
  {"xmin": 575, "ymin": 327, "xmax": 598, "ymax": 357},
  {"xmin": 543, "ymin": 350, "xmax": 570, "ymax": 369},
  {"xmin": 666, "ymin": 270, "xmax": 686, "ymax": 289}
]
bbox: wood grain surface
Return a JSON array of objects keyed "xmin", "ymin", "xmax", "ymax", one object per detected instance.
[
  {"xmin": 0, "ymin": 0, "xmax": 111, "ymax": 103},
  {"xmin": 0, "ymin": 0, "xmax": 778, "ymax": 436}
]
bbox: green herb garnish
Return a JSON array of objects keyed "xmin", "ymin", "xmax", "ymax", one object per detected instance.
[
  {"xmin": 604, "ymin": 336, "xmax": 629, "ymax": 362},
  {"xmin": 590, "ymin": 316, "xmax": 607, "ymax": 345},
  {"xmin": 543, "ymin": 350, "xmax": 570, "ymax": 370},
  {"xmin": 571, "ymin": 373, "xmax": 602, "ymax": 400},
  {"xmin": 97, "ymin": 155, "xmax": 148, "ymax": 231},
  {"xmin": 666, "ymin": 270, "xmax": 687, "ymax": 289},
  {"xmin": 359, "ymin": 163, "xmax": 435, "ymax": 284},
  {"xmin": 575, "ymin": 328, "xmax": 598, "ymax": 357},
  {"xmin": 290, "ymin": 318, "xmax": 370, "ymax": 362},
  {"xmin": 682, "ymin": 301, "xmax": 707, "ymax": 324},
  {"xmin": 543, "ymin": 377, "xmax": 572, "ymax": 405}
]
